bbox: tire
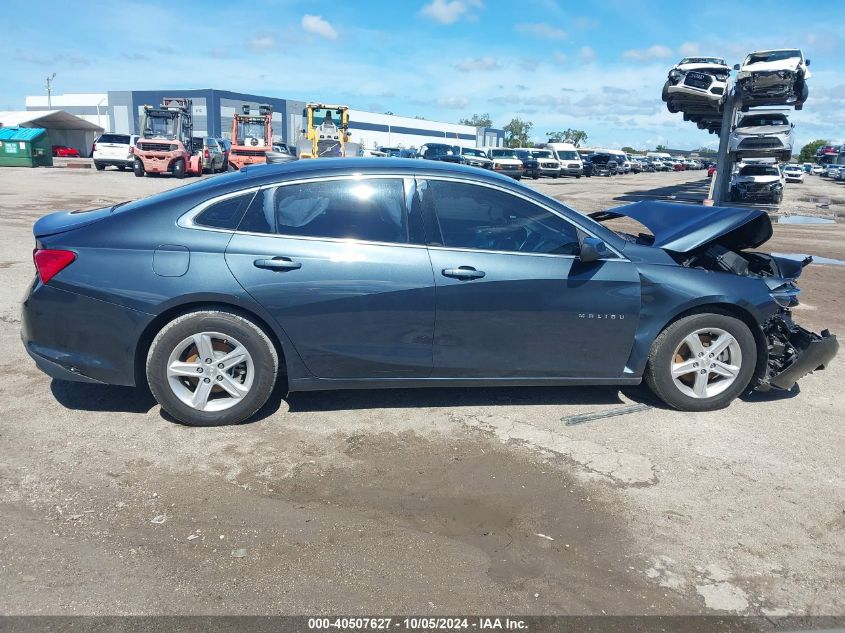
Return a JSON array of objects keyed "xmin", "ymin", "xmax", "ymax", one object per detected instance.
[
  {"xmin": 172, "ymin": 158, "xmax": 186, "ymax": 179},
  {"xmin": 133, "ymin": 158, "xmax": 145, "ymax": 178},
  {"xmin": 146, "ymin": 310, "xmax": 279, "ymax": 426},
  {"xmin": 576, "ymin": 175, "xmax": 582, "ymax": 179},
  {"xmin": 532, "ymin": 173, "xmax": 539, "ymax": 180},
  {"xmin": 94, "ymin": 161, "xmax": 106, "ymax": 171},
  {"xmin": 645, "ymin": 312, "xmax": 756, "ymax": 412}
]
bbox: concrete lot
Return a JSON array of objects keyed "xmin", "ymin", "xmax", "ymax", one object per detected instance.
[{"xmin": 0, "ymin": 166, "xmax": 843, "ymax": 615}]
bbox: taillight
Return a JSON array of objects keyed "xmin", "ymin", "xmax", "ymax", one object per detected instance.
[
  {"xmin": 33, "ymin": 249, "xmax": 76, "ymax": 284},
  {"xmin": 204, "ymin": 148, "xmax": 210, "ymax": 159}
]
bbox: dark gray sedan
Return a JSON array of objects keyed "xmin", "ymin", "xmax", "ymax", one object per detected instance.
[{"xmin": 22, "ymin": 159, "xmax": 837, "ymax": 425}]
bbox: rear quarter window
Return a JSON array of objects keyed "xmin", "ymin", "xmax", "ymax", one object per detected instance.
[{"xmin": 194, "ymin": 191, "xmax": 257, "ymax": 230}]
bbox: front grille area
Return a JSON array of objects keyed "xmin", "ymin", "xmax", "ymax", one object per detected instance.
[
  {"xmin": 541, "ymin": 162, "xmax": 557, "ymax": 168},
  {"xmin": 684, "ymin": 71, "xmax": 713, "ymax": 89},
  {"xmin": 739, "ymin": 138, "xmax": 782, "ymax": 149},
  {"xmin": 138, "ymin": 142, "xmax": 172, "ymax": 152},
  {"xmin": 232, "ymin": 149, "xmax": 266, "ymax": 157}
]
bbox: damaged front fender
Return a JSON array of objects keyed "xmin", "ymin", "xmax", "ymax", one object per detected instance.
[{"xmin": 761, "ymin": 313, "xmax": 839, "ymax": 391}]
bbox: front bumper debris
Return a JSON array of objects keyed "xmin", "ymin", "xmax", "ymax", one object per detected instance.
[{"xmin": 761, "ymin": 314, "xmax": 839, "ymax": 391}]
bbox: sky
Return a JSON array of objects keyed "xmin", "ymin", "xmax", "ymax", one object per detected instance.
[{"xmin": 2, "ymin": 0, "xmax": 844, "ymax": 151}]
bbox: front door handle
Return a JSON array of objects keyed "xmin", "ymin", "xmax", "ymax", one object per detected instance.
[
  {"xmin": 442, "ymin": 266, "xmax": 486, "ymax": 280},
  {"xmin": 254, "ymin": 257, "xmax": 302, "ymax": 271}
]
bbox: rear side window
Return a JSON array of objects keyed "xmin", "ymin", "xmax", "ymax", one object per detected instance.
[
  {"xmin": 420, "ymin": 180, "xmax": 581, "ymax": 255},
  {"xmin": 98, "ymin": 134, "xmax": 130, "ymax": 144},
  {"xmin": 239, "ymin": 178, "xmax": 409, "ymax": 244},
  {"xmin": 194, "ymin": 191, "xmax": 256, "ymax": 230}
]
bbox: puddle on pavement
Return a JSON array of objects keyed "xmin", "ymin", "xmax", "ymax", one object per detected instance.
[
  {"xmin": 263, "ymin": 431, "xmax": 698, "ymax": 613},
  {"xmin": 777, "ymin": 214, "xmax": 836, "ymax": 225},
  {"xmin": 773, "ymin": 252, "xmax": 845, "ymax": 266}
]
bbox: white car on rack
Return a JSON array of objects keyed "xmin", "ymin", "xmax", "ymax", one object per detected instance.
[
  {"xmin": 662, "ymin": 57, "xmax": 731, "ymax": 112},
  {"xmin": 782, "ymin": 164, "xmax": 804, "ymax": 183},
  {"xmin": 728, "ymin": 112, "xmax": 794, "ymax": 162},
  {"xmin": 735, "ymin": 49, "xmax": 811, "ymax": 110}
]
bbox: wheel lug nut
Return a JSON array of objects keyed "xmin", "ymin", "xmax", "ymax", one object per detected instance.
[
  {"xmin": 197, "ymin": 368, "xmax": 203, "ymax": 373},
  {"xmin": 216, "ymin": 375, "xmax": 223, "ymax": 381},
  {"xmin": 700, "ymin": 369, "xmax": 706, "ymax": 374},
  {"xmin": 693, "ymin": 362, "xmax": 698, "ymax": 367},
  {"xmin": 218, "ymin": 363, "xmax": 224, "ymax": 368},
  {"xmin": 205, "ymin": 358, "xmax": 212, "ymax": 364},
  {"xmin": 203, "ymin": 377, "xmax": 211, "ymax": 383}
]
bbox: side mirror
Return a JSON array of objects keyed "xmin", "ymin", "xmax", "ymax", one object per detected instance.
[
  {"xmin": 733, "ymin": 63, "xmax": 740, "ymax": 71},
  {"xmin": 805, "ymin": 59, "xmax": 811, "ymax": 66},
  {"xmin": 579, "ymin": 236, "xmax": 608, "ymax": 263}
]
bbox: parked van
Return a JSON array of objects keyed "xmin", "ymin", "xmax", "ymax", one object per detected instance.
[{"xmin": 537, "ymin": 142, "xmax": 583, "ymax": 178}]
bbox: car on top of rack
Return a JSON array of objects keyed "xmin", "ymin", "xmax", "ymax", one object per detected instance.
[
  {"xmin": 735, "ymin": 49, "xmax": 811, "ymax": 110},
  {"xmin": 663, "ymin": 57, "xmax": 731, "ymax": 113}
]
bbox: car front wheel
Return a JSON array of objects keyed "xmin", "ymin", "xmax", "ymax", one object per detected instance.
[
  {"xmin": 146, "ymin": 310, "xmax": 279, "ymax": 426},
  {"xmin": 645, "ymin": 312, "xmax": 756, "ymax": 411}
]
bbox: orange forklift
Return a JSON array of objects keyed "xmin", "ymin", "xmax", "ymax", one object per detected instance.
[
  {"xmin": 228, "ymin": 103, "xmax": 273, "ymax": 170},
  {"xmin": 133, "ymin": 97, "xmax": 203, "ymax": 178}
]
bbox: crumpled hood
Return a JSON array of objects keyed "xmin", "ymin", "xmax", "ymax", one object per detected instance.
[
  {"xmin": 676, "ymin": 63, "xmax": 729, "ymax": 74},
  {"xmin": 590, "ymin": 200, "xmax": 772, "ymax": 253},
  {"xmin": 734, "ymin": 124, "xmax": 791, "ymax": 136},
  {"xmin": 740, "ymin": 59, "xmax": 800, "ymax": 73}
]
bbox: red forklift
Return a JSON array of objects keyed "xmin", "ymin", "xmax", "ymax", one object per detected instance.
[
  {"xmin": 133, "ymin": 97, "xmax": 203, "ymax": 178},
  {"xmin": 229, "ymin": 103, "xmax": 273, "ymax": 170}
]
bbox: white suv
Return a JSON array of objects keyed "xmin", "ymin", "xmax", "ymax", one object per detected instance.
[
  {"xmin": 93, "ymin": 133, "xmax": 139, "ymax": 171},
  {"xmin": 663, "ymin": 57, "xmax": 730, "ymax": 112}
]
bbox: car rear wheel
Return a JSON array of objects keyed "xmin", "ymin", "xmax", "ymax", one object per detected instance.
[
  {"xmin": 146, "ymin": 311, "xmax": 279, "ymax": 426},
  {"xmin": 94, "ymin": 161, "xmax": 105, "ymax": 171},
  {"xmin": 645, "ymin": 312, "xmax": 756, "ymax": 412},
  {"xmin": 172, "ymin": 158, "xmax": 186, "ymax": 179}
]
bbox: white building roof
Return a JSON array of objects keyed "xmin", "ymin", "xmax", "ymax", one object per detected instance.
[{"xmin": 0, "ymin": 110, "xmax": 103, "ymax": 131}]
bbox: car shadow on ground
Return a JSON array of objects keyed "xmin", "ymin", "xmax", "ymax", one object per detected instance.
[
  {"xmin": 613, "ymin": 177, "xmax": 711, "ymax": 204},
  {"xmin": 49, "ymin": 377, "xmax": 661, "ymax": 425},
  {"xmin": 740, "ymin": 384, "xmax": 800, "ymax": 403},
  {"xmin": 50, "ymin": 379, "xmax": 157, "ymax": 414}
]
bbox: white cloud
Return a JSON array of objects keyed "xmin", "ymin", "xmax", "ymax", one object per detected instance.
[
  {"xmin": 515, "ymin": 23, "xmax": 567, "ymax": 40},
  {"xmin": 678, "ymin": 42, "xmax": 700, "ymax": 56},
  {"xmin": 454, "ymin": 56, "xmax": 499, "ymax": 72},
  {"xmin": 578, "ymin": 46, "xmax": 596, "ymax": 63},
  {"xmin": 419, "ymin": 0, "xmax": 483, "ymax": 25},
  {"xmin": 301, "ymin": 14, "xmax": 337, "ymax": 39},
  {"xmin": 437, "ymin": 96, "xmax": 469, "ymax": 109},
  {"xmin": 249, "ymin": 36, "xmax": 277, "ymax": 51},
  {"xmin": 554, "ymin": 52, "xmax": 568, "ymax": 64},
  {"xmin": 623, "ymin": 44, "xmax": 674, "ymax": 61}
]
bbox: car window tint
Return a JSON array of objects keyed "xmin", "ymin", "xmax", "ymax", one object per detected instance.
[
  {"xmin": 195, "ymin": 192, "xmax": 256, "ymax": 230},
  {"xmin": 239, "ymin": 179, "xmax": 409, "ymax": 244},
  {"xmin": 98, "ymin": 134, "xmax": 130, "ymax": 144},
  {"xmin": 422, "ymin": 180, "xmax": 580, "ymax": 255}
]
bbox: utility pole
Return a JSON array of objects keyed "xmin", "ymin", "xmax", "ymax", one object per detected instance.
[{"xmin": 46, "ymin": 73, "xmax": 56, "ymax": 109}]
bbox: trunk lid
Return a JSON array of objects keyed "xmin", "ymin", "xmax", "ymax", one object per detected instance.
[
  {"xmin": 33, "ymin": 207, "xmax": 114, "ymax": 238},
  {"xmin": 590, "ymin": 200, "xmax": 772, "ymax": 254}
]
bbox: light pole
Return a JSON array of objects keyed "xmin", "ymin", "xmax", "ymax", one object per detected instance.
[
  {"xmin": 96, "ymin": 96, "xmax": 106, "ymax": 130},
  {"xmin": 46, "ymin": 73, "xmax": 56, "ymax": 109}
]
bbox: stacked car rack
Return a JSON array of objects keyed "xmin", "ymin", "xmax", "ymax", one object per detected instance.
[{"xmin": 661, "ymin": 50, "xmax": 812, "ymax": 205}]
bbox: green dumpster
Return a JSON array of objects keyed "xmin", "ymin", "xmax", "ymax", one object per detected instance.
[{"xmin": 0, "ymin": 127, "xmax": 53, "ymax": 167}]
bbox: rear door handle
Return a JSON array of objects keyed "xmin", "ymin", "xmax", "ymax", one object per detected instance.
[
  {"xmin": 442, "ymin": 266, "xmax": 486, "ymax": 280},
  {"xmin": 254, "ymin": 257, "xmax": 302, "ymax": 271}
]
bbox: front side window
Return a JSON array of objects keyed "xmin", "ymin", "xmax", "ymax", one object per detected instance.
[
  {"xmin": 239, "ymin": 178, "xmax": 409, "ymax": 244},
  {"xmin": 420, "ymin": 180, "xmax": 581, "ymax": 255}
]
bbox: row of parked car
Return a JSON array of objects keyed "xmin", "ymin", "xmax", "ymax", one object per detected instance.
[{"xmin": 90, "ymin": 133, "xmax": 233, "ymax": 174}]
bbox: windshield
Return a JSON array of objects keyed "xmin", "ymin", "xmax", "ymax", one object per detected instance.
[
  {"xmin": 236, "ymin": 120, "xmax": 267, "ymax": 145},
  {"xmin": 529, "ymin": 150, "xmax": 553, "ymax": 159},
  {"xmin": 738, "ymin": 114, "xmax": 789, "ymax": 127},
  {"xmin": 557, "ymin": 151, "xmax": 578, "ymax": 160},
  {"xmin": 746, "ymin": 50, "xmax": 801, "ymax": 64},
  {"xmin": 311, "ymin": 107, "xmax": 345, "ymax": 130},
  {"xmin": 142, "ymin": 112, "xmax": 178, "ymax": 139},
  {"xmin": 424, "ymin": 145, "xmax": 455, "ymax": 158},
  {"xmin": 784, "ymin": 166, "xmax": 801, "ymax": 171},
  {"xmin": 680, "ymin": 57, "xmax": 726, "ymax": 65},
  {"xmin": 462, "ymin": 148, "xmax": 486, "ymax": 158},
  {"xmin": 740, "ymin": 165, "xmax": 780, "ymax": 176},
  {"xmin": 591, "ymin": 154, "xmax": 611, "ymax": 164},
  {"xmin": 491, "ymin": 149, "xmax": 518, "ymax": 158}
]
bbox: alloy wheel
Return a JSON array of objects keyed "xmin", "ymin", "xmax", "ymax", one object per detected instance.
[{"xmin": 670, "ymin": 327, "xmax": 742, "ymax": 399}]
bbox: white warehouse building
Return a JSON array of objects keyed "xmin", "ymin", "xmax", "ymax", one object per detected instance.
[{"xmin": 25, "ymin": 90, "xmax": 504, "ymax": 152}]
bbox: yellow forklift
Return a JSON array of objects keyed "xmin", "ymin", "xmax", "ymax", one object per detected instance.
[{"xmin": 296, "ymin": 103, "xmax": 360, "ymax": 159}]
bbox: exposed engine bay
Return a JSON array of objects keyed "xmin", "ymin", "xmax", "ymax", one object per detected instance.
[{"xmin": 590, "ymin": 201, "xmax": 839, "ymax": 391}]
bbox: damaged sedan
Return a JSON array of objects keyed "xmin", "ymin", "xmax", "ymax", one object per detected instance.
[
  {"xmin": 736, "ymin": 49, "xmax": 811, "ymax": 110},
  {"xmin": 21, "ymin": 160, "xmax": 837, "ymax": 426}
]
